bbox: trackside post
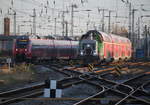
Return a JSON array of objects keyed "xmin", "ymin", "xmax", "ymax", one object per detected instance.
[{"xmin": 44, "ymin": 79, "xmax": 62, "ymax": 98}]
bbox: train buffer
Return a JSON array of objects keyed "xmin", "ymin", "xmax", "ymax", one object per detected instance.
[
  {"xmin": 88, "ymin": 63, "xmax": 94, "ymax": 72},
  {"xmin": 114, "ymin": 65, "xmax": 122, "ymax": 76}
]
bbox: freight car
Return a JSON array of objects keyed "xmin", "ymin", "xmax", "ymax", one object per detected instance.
[
  {"xmin": 79, "ymin": 30, "xmax": 132, "ymax": 64},
  {"xmin": 13, "ymin": 35, "xmax": 79, "ymax": 62}
]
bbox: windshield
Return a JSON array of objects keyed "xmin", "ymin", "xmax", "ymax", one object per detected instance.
[
  {"xmin": 16, "ymin": 39, "xmax": 29, "ymax": 48},
  {"xmin": 82, "ymin": 43, "xmax": 95, "ymax": 50}
]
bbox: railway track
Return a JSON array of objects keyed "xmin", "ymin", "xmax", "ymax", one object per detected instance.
[
  {"xmin": 0, "ymin": 75, "xmax": 105, "ymax": 105},
  {"xmin": 99, "ymin": 67, "xmax": 148, "ymax": 83},
  {"xmin": 0, "ymin": 64, "xmax": 107, "ymax": 105},
  {"xmin": 0, "ymin": 83, "xmax": 44, "ymax": 105},
  {"xmin": 0, "ymin": 64, "xmax": 70, "ymax": 105},
  {"xmin": 1, "ymin": 61, "xmax": 150, "ymax": 105},
  {"xmin": 0, "ymin": 61, "xmax": 125, "ymax": 105},
  {"xmin": 123, "ymin": 73, "xmax": 150, "ymax": 89},
  {"xmin": 141, "ymin": 80, "xmax": 150, "ymax": 93},
  {"xmin": 73, "ymin": 71, "xmax": 150, "ymax": 105},
  {"xmin": 50, "ymin": 62, "xmax": 150, "ymax": 104}
]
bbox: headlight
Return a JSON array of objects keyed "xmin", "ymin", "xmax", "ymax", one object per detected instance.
[
  {"xmin": 87, "ymin": 44, "xmax": 90, "ymax": 47},
  {"xmin": 93, "ymin": 52, "xmax": 97, "ymax": 56},
  {"xmin": 80, "ymin": 51, "xmax": 83, "ymax": 55}
]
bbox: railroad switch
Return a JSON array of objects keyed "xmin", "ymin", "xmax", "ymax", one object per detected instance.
[{"xmin": 88, "ymin": 63, "xmax": 94, "ymax": 72}]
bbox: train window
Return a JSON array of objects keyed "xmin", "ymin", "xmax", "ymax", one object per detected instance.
[
  {"xmin": 16, "ymin": 40, "xmax": 29, "ymax": 48},
  {"xmin": 82, "ymin": 43, "xmax": 86, "ymax": 49},
  {"xmin": 82, "ymin": 43, "xmax": 95, "ymax": 50},
  {"xmin": 91, "ymin": 44, "xmax": 94, "ymax": 49}
]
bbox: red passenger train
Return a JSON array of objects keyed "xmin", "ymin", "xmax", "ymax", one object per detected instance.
[
  {"xmin": 13, "ymin": 36, "xmax": 79, "ymax": 62},
  {"xmin": 79, "ymin": 30, "xmax": 132, "ymax": 63}
]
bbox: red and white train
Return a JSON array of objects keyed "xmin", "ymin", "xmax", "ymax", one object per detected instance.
[
  {"xmin": 13, "ymin": 36, "xmax": 79, "ymax": 62},
  {"xmin": 79, "ymin": 30, "xmax": 132, "ymax": 63}
]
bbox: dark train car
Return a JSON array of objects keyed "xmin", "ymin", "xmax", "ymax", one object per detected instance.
[
  {"xmin": 79, "ymin": 30, "xmax": 132, "ymax": 63},
  {"xmin": 13, "ymin": 36, "xmax": 79, "ymax": 62},
  {"xmin": 0, "ymin": 35, "xmax": 17, "ymax": 58}
]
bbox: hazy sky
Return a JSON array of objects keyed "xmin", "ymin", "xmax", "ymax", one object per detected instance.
[{"xmin": 0, "ymin": 0, "xmax": 150, "ymax": 36}]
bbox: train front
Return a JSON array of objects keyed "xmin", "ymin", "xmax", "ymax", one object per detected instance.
[
  {"xmin": 79, "ymin": 31, "xmax": 100, "ymax": 64},
  {"xmin": 13, "ymin": 36, "xmax": 30, "ymax": 62}
]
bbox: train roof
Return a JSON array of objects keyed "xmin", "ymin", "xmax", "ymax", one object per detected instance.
[
  {"xmin": 16, "ymin": 35, "xmax": 41, "ymax": 39},
  {"xmin": 109, "ymin": 33, "xmax": 131, "ymax": 44},
  {"xmin": 80, "ymin": 30, "xmax": 131, "ymax": 44},
  {"xmin": 0, "ymin": 35, "xmax": 17, "ymax": 40},
  {"xmin": 100, "ymin": 31, "xmax": 131, "ymax": 44}
]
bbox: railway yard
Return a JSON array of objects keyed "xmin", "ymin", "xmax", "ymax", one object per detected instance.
[
  {"xmin": 0, "ymin": 60, "xmax": 150, "ymax": 105},
  {"xmin": 1, "ymin": 0, "xmax": 150, "ymax": 105}
]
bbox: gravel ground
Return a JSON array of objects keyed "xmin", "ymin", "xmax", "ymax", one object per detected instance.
[
  {"xmin": 32, "ymin": 65, "xmax": 68, "ymax": 82},
  {"xmin": 11, "ymin": 100, "xmax": 76, "ymax": 105},
  {"xmin": 10, "ymin": 82, "xmax": 102, "ymax": 105},
  {"xmin": 2, "ymin": 61, "xmax": 150, "ymax": 105},
  {"xmin": 62, "ymin": 82, "xmax": 102, "ymax": 98},
  {"xmin": 0, "ymin": 65, "xmax": 67, "ymax": 92}
]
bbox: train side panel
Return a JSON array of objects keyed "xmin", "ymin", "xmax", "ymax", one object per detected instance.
[
  {"xmin": 48, "ymin": 40, "xmax": 56, "ymax": 58},
  {"xmin": 54, "ymin": 40, "xmax": 71, "ymax": 58},
  {"xmin": 31, "ymin": 39, "xmax": 50, "ymax": 60},
  {"xmin": 70, "ymin": 41, "xmax": 79, "ymax": 59},
  {"xmin": 30, "ymin": 40, "xmax": 79, "ymax": 60}
]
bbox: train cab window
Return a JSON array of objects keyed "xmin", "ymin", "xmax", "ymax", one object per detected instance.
[
  {"xmin": 16, "ymin": 40, "xmax": 29, "ymax": 48},
  {"xmin": 82, "ymin": 43, "xmax": 95, "ymax": 50}
]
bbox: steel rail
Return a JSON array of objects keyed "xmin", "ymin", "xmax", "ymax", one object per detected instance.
[
  {"xmin": 73, "ymin": 72, "xmax": 149, "ymax": 105},
  {"xmin": 141, "ymin": 80, "xmax": 150, "ymax": 93},
  {"xmin": 0, "ymin": 65, "xmax": 105, "ymax": 105},
  {"xmin": 115, "ymin": 87, "xmax": 150, "ymax": 105}
]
